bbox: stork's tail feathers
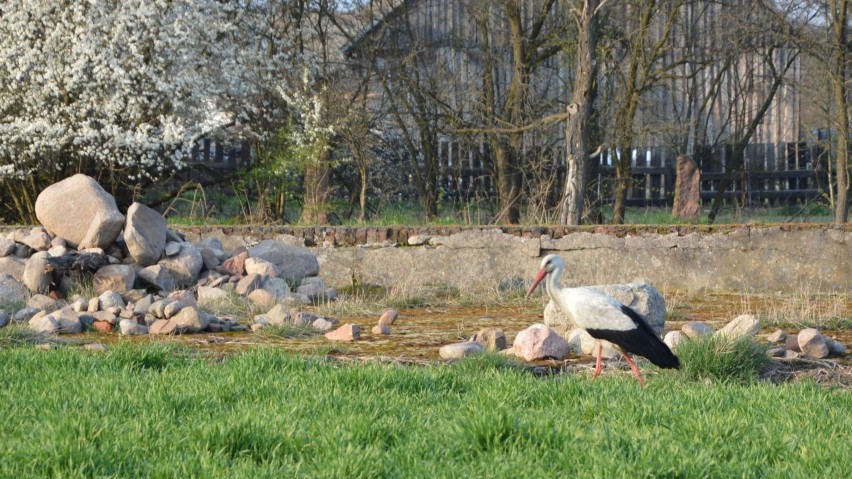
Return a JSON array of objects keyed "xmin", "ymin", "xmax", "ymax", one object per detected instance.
[{"xmin": 618, "ymin": 305, "xmax": 680, "ymax": 369}]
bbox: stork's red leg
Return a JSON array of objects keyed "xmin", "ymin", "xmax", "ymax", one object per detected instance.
[
  {"xmin": 622, "ymin": 353, "xmax": 647, "ymax": 387},
  {"xmin": 593, "ymin": 343, "xmax": 603, "ymax": 378}
]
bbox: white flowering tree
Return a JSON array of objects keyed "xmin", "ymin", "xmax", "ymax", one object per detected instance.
[{"xmin": 0, "ymin": 0, "xmax": 293, "ymax": 222}]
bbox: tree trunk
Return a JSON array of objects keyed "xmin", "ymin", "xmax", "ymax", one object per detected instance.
[
  {"xmin": 561, "ymin": 0, "xmax": 599, "ymax": 225},
  {"xmin": 612, "ymin": 150, "xmax": 632, "ymax": 224},
  {"xmin": 300, "ymin": 146, "xmax": 331, "ymax": 224},
  {"xmin": 359, "ymin": 164, "xmax": 368, "ymax": 222},
  {"xmin": 831, "ymin": 0, "xmax": 850, "ymax": 223}
]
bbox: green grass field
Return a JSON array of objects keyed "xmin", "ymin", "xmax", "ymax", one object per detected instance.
[{"xmin": 1, "ymin": 343, "xmax": 849, "ymax": 478}]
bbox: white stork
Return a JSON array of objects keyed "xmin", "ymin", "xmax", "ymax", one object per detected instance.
[{"xmin": 526, "ymin": 254, "xmax": 679, "ymax": 386}]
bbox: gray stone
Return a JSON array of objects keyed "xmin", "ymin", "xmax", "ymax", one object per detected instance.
[
  {"xmin": 12, "ymin": 307, "xmax": 40, "ymax": 322},
  {"xmin": 119, "ymin": 319, "xmax": 148, "ymax": 335},
  {"xmin": 681, "ymin": 322, "xmax": 714, "ymax": 338},
  {"xmin": 664, "ymin": 331, "xmax": 687, "ymax": 351},
  {"xmin": 0, "ymin": 311, "xmax": 10, "ymax": 328},
  {"xmin": 245, "ymin": 257, "xmax": 280, "ymax": 277},
  {"xmin": 21, "ymin": 228, "xmax": 51, "ymax": 252},
  {"xmin": 158, "ymin": 242, "xmax": 203, "ymax": 285},
  {"xmin": 235, "ymin": 273, "xmax": 263, "ymax": 296},
  {"xmin": 98, "ymin": 291, "xmax": 125, "ymax": 310},
  {"xmin": 35, "ymin": 174, "xmax": 125, "ymax": 249},
  {"xmin": 798, "ymin": 328, "xmax": 829, "ymax": 359},
  {"xmin": 29, "ymin": 314, "xmax": 59, "ymax": 333},
  {"xmin": 69, "ymin": 297, "xmax": 89, "ymax": 312},
  {"xmin": 312, "ymin": 317, "xmax": 334, "ymax": 332},
  {"xmin": 170, "ymin": 306, "xmax": 209, "ymax": 333},
  {"xmin": 199, "ymin": 247, "xmax": 224, "ymax": 271},
  {"xmin": 198, "ymin": 237, "xmax": 225, "ymax": 251},
  {"xmin": 164, "ymin": 241, "xmax": 181, "ymax": 256},
  {"xmin": 123, "ymin": 202, "xmax": 167, "ymax": 266},
  {"xmin": 247, "ymin": 240, "xmax": 319, "ymax": 282},
  {"xmin": 133, "ymin": 295, "xmax": 154, "ymax": 316},
  {"xmin": 197, "ymin": 286, "xmax": 230, "ymax": 303},
  {"xmin": 27, "ymin": 294, "xmax": 62, "ymax": 312},
  {"xmin": 163, "ymin": 300, "xmax": 188, "ymax": 319},
  {"xmin": 716, "ymin": 315, "xmax": 761, "ymax": 340},
  {"xmin": 137, "ymin": 265, "xmax": 177, "ymax": 292},
  {"xmin": 472, "ymin": 327, "xmax": 507, "ymax": 352},
  {"xmin": 22, "ymin": 251, "xmax": 52, "ymax": 294},
  {"xmin": 47, "ymin": 245, "xmax": 68, "ymax": 257},
  {"xmin": 439, "ymin": 341, "xmax": 484, "ymax": 360},
  {"xmin": 0, "ymin": 274, "xmax": 27, "ymax": 305},
  {"xmin": 263, "ymin": 304, "xmax": 291, "ymax": 326},
  {"xmin": 261, "ymin": 276, "xmax": 290, "ymax": 301},
  {"xmin": 293, "ymin": 311, "xmax": 320, "ymax": 326},
  {"xmin": 766, "ymin": 329, "xmax": 787, "ymax": 343},
  {"xmin": 766, "ymin": 346, "xmax": 787, "ymax": 358},
  {"xmin": 0, "ymin": 238, "xmax": 15, "ymax": 257},
  {"xmin": 0, "ymin": 256, "xmax": 25, "ymax": 281},
  {"xmin": 93, "ymin": 264, "xmax": 136, "ymax": 294},
  {"xmin": 826, "ymin": 338, "xmax": 847, "ymax": 357},
  {"xmin": 39, "ymin": 307, "xmax": 82, "ymax": 334},
  {"xmin": 247, "ymin": 289, "xmax": 275, "ymax": 307},
  {"xmin": 149, "ymin": 319, "xmax": 178, "ymax": 335},
  {"xmin": 512, "ymin": 324, "xmax": 571, "ymax": 361}
]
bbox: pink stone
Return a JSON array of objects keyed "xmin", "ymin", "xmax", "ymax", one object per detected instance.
[{"xmin": 325, "ymin": 323, "xmax": 360, "ymax": 341}]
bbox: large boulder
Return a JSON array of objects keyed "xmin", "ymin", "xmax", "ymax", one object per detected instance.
[
  {"xmin": 544, "ymin": 283, "xmax": 666, "ymax": 337},
  {"xmin": 34, "ymin": 174, "xmax": 125, "ymax": 249},
  {"xmin": 158, "ymin": 242, "xmax": 203, "ymax": 286},
  {"xmin": 123, "ymin": 202, "xmax": 168, "ymax": 266},
  {"xmin": 248, "ymin": 240, "xmax": 319, "ymax": 282}
]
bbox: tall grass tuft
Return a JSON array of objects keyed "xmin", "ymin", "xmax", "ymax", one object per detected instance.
[
  {"xmin": 253, "ymin": 323, "xmax": 320, "ymax": 340},
  {"xmin": 675, "ymin": 335, "xmax": 769, "ymax": 384},
  {"xmin": 0, "ymin": 323, "xmax": 45, "ymax": 347}
]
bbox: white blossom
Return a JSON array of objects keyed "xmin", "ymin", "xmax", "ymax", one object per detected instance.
[{"xmin": 0, "ymin": 0, "xmax": 293, "ymax": 180}]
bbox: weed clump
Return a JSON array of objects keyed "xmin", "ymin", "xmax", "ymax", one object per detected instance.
[{"xmin": 676, "ymin": 335, "xmax": 768, "ymax": 384}]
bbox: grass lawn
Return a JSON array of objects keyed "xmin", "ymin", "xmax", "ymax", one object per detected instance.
[{"xmin": 1, "ymin": 343, "xmax": 849, "ymax": 478}]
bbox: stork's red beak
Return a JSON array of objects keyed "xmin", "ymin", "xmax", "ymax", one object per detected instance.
[{"xmin": 525, "ymin": 269, "xmax": 547, "ymax": 299}]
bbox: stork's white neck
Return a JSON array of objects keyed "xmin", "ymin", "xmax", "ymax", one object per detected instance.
[{"xmin": 544, "ymin": 262, "xmax": 565, "ymax": 306}]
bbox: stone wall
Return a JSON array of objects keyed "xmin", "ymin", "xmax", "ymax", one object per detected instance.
[{"xmin": 172, "ymin": 224, "xmax": 851, "ymax": 293}]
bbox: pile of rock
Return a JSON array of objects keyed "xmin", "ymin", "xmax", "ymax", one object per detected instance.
[
  {"xmin": 765, "ymin": 328, "xmax": 847, "ymax": 359},
  {"xmin": 0, "ymin": 174, "xmax": 338, "ymax": 336},
  {"xmin": 663, "ymin": 315, "xmax": 848, "ymax": 360}
]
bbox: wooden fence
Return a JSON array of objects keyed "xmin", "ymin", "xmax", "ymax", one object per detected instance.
[
  {"xmin": 438, "ymin": 142, "xmax": 830, "ymax": 206},
  {"xmin": 186, "ymin": 139, "xmax": 830, "ymax": 207}
]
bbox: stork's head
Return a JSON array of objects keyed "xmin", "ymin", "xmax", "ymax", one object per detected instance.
[{"xmin": 525, "ymin": 254, "xmax": 564, "ymax": 299}]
